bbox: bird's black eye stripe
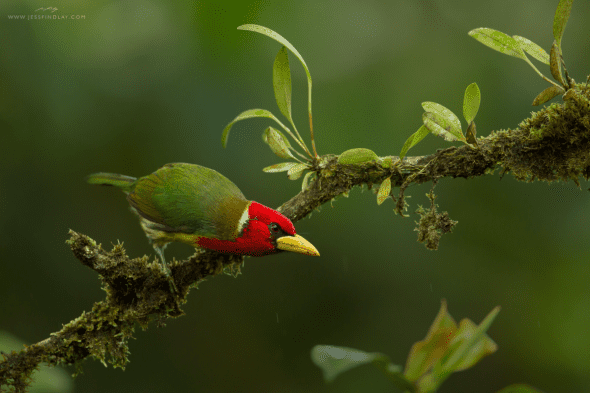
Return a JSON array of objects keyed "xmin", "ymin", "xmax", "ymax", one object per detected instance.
[
  {"xmin": 267, "ymin": 222, "xmax": 291, "ymax": 248},
  {"xmin": 268, "ymin": 222, "xmax": 288, "ymax": 241}
]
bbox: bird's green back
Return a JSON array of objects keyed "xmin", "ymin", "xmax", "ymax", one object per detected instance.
[{"xmin": 127, "ymin": 163, "xmax": 249, "ymax": 240}]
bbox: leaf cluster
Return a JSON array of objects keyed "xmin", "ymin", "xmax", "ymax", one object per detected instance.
[
  {"xmin": 469, "ymin": 0, "xmax": 575, "ymax": 106},
  {"xmin": 311, "ymin": 301, "xmax": 541, "ymax": 393}
]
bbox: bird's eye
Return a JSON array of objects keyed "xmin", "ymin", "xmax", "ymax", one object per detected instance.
[{"xmin": 270, "ymin": 223, "xmax": 280, "ymax": 233}]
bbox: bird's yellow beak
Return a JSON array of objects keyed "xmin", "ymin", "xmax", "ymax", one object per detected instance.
[{"xmin": 277, "ymin": 234, "xmax": 320, "ymax": 256}]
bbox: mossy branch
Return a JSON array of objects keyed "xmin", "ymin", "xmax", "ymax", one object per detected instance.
[
  {"xmin": 1, "ymin": 84, "xmax": 589, "ymax": 392},
  {"xmin": 282, "ymin": 85, "xmax": 590, "ymax": 221},
  {"xmin": 0, "ymin": 230, "xmax": 246, "ymax": 392}
]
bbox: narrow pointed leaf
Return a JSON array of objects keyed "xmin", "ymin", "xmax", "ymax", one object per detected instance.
[
  {"xmin": 263, "ymin": 126, "xmax": 295, "ymax": 159},
  {"xmin": 550, "ymin": 41, "xmax": 566, "ymax": 87},
  {"xmin": 440, "ymin": 306, "xmax": 500, "ymax": 374},
  {"xmin": 465, "ymin": 121, "xmax": 478, "ymax": 146},
  {"xmin": 377, "ymin": 177, "xmax": 392, "ymax": 205},
  {"xmin": 468, "ymin": 28, "xmax": 526, "ymax": 59},
  {"xmin": 532, "ymin": 85, "xmax": 565, "ymax": 106},
  {"xmin": 337, "ymin": 148, "xmax": 378, "ymax": 164},
  {"xmin": 399, "ymin": 125, "xmax": 430, "ymax": 161},
  {"xmin": 512, "ymin": 36, "xmax": 550, "ymax": 65},
  {"xmin": 263, "ymin": 162, "xmax": 299, "ymax": 173},
  {"xmin": 238, "ymin": 24, "xmax": 313, "ymax": 116},
  {"xmin": 273, "ymin": 46, "xmax": 293, "ymax": 122},
  {"xmin": 405, "ymin": 300, "xmax": 457, "ymax": 381},
  {"xmin": 553, "ymin": 0, "xmax": 573, "ymax": 47},
  {"xmin": 222, "ymin": 109, "xmax": 290, "ymax": 148},
  {"xmin": 422, "ymin": 102, "xmax": 463, "ymax": 140},
  {"xmin": 447, "ymin": 319, "xmax": 498, "ymax": 372},
  {"xmin": 463, "ymin": 83, "xmax": 481, "ymax": 124},
  {"xmin": 287, "ymin": 163, "xmax": 308, "ymax": 180}
]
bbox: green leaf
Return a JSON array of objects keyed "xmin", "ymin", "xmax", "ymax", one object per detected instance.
[
  {"xmin": 262, "ymin": 162, "xmax": 299, "ymax": 173},
  {"xmin": 550, "ymin": 41, "xmax": 566, "ymax": 87},
  {"xmin": 311, "ymin": 345, "xmax": 380, "ymax": 382},
  {"xmin": 446, "ymin": 318, "xmax": 498, "ymax": 372},
  {"xmin": 238, "ymin": 24, "xmax": 313, "ymax": 119},
  {"xmin": 468, "ymin": 28, "xmax": 526, "ymax": 59},
  {"xmin": 273, "ymin": 46, "xmax": 293, "ymax": 123},
  {"xmin": 287, "ymin": 163, "xmax": 308, "ymax": 180},
  {"xmin": 337, "ymin": 148, "xmax": 379, "ymax": 164},
  {"xmin": 301, "ymin": 171, "xmax": 314, "ymax": 191},
  {"xmin": 311, "ymin": 345, "xmax": 414, "ymax": 391},
  {"xmin": 463, "ymin": 83, "xmax": 481, "ymax": 124},
  {"xmin": 262, "ymin": 126, "xmax": 295, "ymax": 159},
  {"xmin": 262, "ymin": 126, "xmax": 291, "ymax": 148},
  {"xmin": 439, "ymin": 306, "xmax": 500, "ymax": 374},
  {"xmin": 532, "ymin": 85, "xmax": 565, "ymax": 106},
  {"xmin": 496, "ymin": 384, "xmax": 545, "ymax": 393},
  {"xmin": 409, "ymin": 303, "xmax": 500, "ymax": 392},
  {"xmin": 422, "ymin": 102, "xmax": 463, "ymax": 140},
  {"xmin": 422, "ymin": 112, "xmax": 462, "ymax": 142},
  {"xmin": 399, "ymin": 125, "xmax": 430, "ymax": 161},
  {"xmin": 553, "ymin": 0, "xmax": 573, "ymax": 47},
  {"xmin": 222, "ymin": 109, "xmax": 291, "ymax": 148},
  {"xmin": 404, "ymin": 300, "xmax": 458, "ymax": 381},
  {"xmin": 377, "ymin": 177, "xmax": 392, "ymax": 205},
  {"xmin": 512, "ymin": 36, "xmax": 550, "ymax": 65}
]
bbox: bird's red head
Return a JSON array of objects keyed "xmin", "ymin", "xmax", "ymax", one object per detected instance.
[{"xmin": 196, "ymin": 201, "xmax": 319, "ymax": 257}]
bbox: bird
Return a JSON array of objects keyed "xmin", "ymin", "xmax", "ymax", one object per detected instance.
[{"xmin": 86, "ymin": 163, "xmax": 320, "ymax": 277}]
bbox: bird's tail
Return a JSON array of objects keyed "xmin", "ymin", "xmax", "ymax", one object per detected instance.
[{"xmin": 86, "ymin": 172, "xmax": 136, "ymax": 192}]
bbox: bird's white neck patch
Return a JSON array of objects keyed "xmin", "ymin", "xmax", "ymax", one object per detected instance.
[{"xmin": 236, "ymin": 202, "xmax": 252, "ymax": 236}]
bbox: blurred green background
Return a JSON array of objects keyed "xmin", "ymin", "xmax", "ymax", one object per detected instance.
[{"xmin": 1, "ymin": 0, "xmax": 590, "ymax": 392}]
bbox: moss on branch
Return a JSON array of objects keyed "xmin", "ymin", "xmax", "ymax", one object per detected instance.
[{"xmin": 1, "ymin": 84, "xmax": 588, "ymax": 392}]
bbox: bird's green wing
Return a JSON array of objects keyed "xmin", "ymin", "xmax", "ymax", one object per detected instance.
[{"xmin": 128, "ymin": 163, "xmax": 249, "ymax": 240}]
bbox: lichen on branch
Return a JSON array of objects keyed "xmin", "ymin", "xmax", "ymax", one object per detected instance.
[{"xmin": 1, "ymin": 84, "xmax": 589, "ymax": 392}]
